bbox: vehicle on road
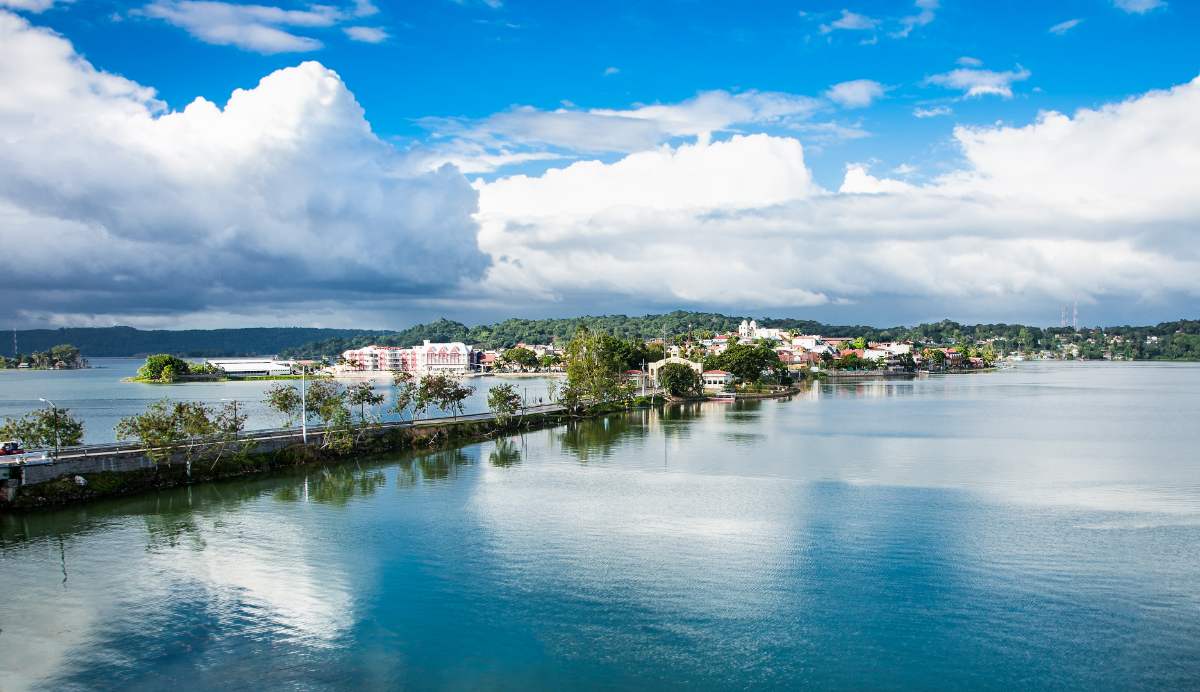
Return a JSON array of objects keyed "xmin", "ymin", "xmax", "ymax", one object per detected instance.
[{"xmin": 1, "ymin": 440, "xmax": 25, "ymax": 456}]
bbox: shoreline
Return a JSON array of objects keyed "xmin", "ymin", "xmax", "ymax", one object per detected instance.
[{"xmin": 0, "ymin": 403, "xmax": 617, "ymax": 512}]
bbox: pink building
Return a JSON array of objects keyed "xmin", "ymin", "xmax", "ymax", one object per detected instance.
[{"xmin": 343, "ymin": 340, "xmax": 472, "ymax": 373}]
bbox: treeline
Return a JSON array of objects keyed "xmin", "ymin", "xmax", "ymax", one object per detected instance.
[
  {"xmin": 13, "ymin": 314, "xmax": 1199, "ymax": 362},
  {"xmin": 281, "ymin": 311, "xmax": 1200, "ymax": 360},
  {"xmin": 9, "ymin": 326, "xmax": 379, "ymax": 357},
  {"xmin": 0, "ymin": 343, "xmax": 83, "ymax": 369}
]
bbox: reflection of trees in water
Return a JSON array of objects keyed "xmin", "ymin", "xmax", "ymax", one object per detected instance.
[
  {"xmin": 417, "ymin": 449, "xmax": 472, "ymax": 481},
  {"xmin": 142, "ymin": 490, "xmax": 209, "ymax": 552},
  {"xmin": 489, "ymin": 438, "xmax": 522, "ymax": 468},
  {"xmin": 144, "ymin": 511, "xmax": 206, "ymax": 552},
  {"xmin": 558, "ymin": 412, "xmax": 648, "ymax": 463},
  {"xmin": 274, "ymin": 467, "xmax": 386, "ymax": 506}
]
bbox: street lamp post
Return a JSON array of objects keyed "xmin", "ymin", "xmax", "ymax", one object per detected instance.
[
  {"xmin": 300, "ymin": 365, "xmax": 308, "ymax": 444},
  {"xmin": 38, "ymin": 397, "xmax": 60, "ymax": 459}
]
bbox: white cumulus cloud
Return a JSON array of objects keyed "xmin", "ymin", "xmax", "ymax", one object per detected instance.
[
  {"xmin": 473, "ymin": 76, "xmax": 1200, "ymax": 316},
  {"xmin": 820, "ymin": 9, "xmax": 878, "ymax": 33},
  {"xmin": 926, "ymin": 64, "xmax": 1031, "ymax": 98},
  {"xmin": 825, "ymin": 79, "xmax": 885, "ymax": 108},
  {"xmin": 0, "ymin": 11, "xmax": 484, "ymax": 325},
  {"xmin": 1113, "ymin": 0, "xmax": 1165, "ymax": 13},
  {"xmin": 343, "ymin": 25, "xmax": 387, "ymax": 43}
]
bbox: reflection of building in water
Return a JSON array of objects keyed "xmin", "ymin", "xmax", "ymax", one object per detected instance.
[{"xmin": 818, "ymin": 379, "xmax": 918, "ymax": 399}]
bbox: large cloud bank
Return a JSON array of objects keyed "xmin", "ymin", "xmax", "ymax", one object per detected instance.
[
  {"xmin": 476, "ymin": 76, "xmax": 1200, "ymax": 317},
  {"xmin": 0, "ymin": 11, "xmax": 484, "ymax": 326}
]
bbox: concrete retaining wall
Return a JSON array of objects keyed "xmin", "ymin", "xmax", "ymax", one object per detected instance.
[{"xmin": 10, "ymin": 406, "xmax": 563, "ymax": 489}]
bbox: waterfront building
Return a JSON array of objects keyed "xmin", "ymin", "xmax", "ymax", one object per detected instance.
[
  {"xmin": 702, "ymin": 370, "xmax": 735, "ymax": 391},
  {"xmin": 342, "ymin": 341, "xmax": 473, "ymax": 373},
  {"xmin": 205, "ymin": 358, "xmax": 295, "ymax": 377},
  {"xmin": 648, "ymin": 356, "xmax": 703, "ymax": 383}
]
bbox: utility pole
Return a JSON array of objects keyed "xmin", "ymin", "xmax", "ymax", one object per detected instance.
[
  {"xmin": 1073, "ymin": 300, "xmax": 1078, "ymax": 331},
  {"xmin": 39, "ymin": 398, "xmax": 60, "ymax": 459},
  {"xmin": 300, "ymin": 365, "xmax": 308, "ymax": 444}
]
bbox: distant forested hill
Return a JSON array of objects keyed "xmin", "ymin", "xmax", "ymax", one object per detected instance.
[
  {"xmin": 11, "ymin": 314, "xmax": 1199, "ymax": 361},
  {"xmin": 9, "ymin": 327, "xmax": 382, "ymax": 357},
  {"xmin": 279, "ymin": 312, "xmax": 1200, "ymax": 361},
  {"xmin": 280, "ymin": 311, "xmax": 896, "ymax": 357}
]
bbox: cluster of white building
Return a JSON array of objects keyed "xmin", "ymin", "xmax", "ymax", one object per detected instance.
[
  {"xmin": 688, "ymin": 323, "xmax": 918, "ymax": 370},
  {"xmin": 341, "ymin": 341, "xmax": 474, "ymax": 373}
]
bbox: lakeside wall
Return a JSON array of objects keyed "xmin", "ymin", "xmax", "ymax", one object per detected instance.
[{"xmin": 1, "ymin": 407, "xmax": 565, "ymax": 510}]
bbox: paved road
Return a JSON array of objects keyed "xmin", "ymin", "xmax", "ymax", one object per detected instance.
[{"xmin": 2, "ymin": 404, "xmax": 566, "ymax": 465}]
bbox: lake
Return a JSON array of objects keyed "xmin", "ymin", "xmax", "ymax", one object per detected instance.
[
  {"xmin": 0, "ymin": 358, "xmax": 560, "ymax": 443},
  {"xmin": 2, "ymin": 361, "xmax": 1199, "ymax": 690}
]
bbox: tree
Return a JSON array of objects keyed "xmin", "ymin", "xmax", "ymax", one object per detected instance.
[
  {"xmin": 346, "ymin": 382, "xmax": 385, "ymax": 423},
  {"xmin": 0, "ymin": 407, "xmax": 85, "ymax": 452},
  {"xmin": 487, "ymin": 383, "xmax": 523, "ymax": 426},
  {"xmin": 304, "ymin": 380, "xmax": 345, "ymax": 425},
  {"xmin": 707, "ymin": 343, "xmax": 781, "ymax": 383},
  {"xmin": 538, "ymin": 354, "xmax": 560, "ymax": 370},
  {"xmin": 137, "ymin": 354, "xmax": 192, "ymax": 381},
  {"xmin": 115, "ymin": 400, "xmax": 216, "ymax": 478},
  {"xmin": 49, "ymin": 343, "xmax": 82, "ymax": 367},
  {"xmin": 417, "ymin": 372, "xmax": 476, "ymax": 420},
  {"xmin": 560, "ymin": 327, "xmax": 630, "ymax": 410},
  {"xmin": 391, "ymin": 370, "xmax": 418, "ymax": 420},
  {"xmin": 501, "ymin": 347, "xmax": 538, "ymax": 370},
  {"xmin": 657, "ymin": 362, "xmax": 702, "ymax": 397},
  {"xmin": 265, "ymin": 383, "xmax": 303, "ymax": 427}
]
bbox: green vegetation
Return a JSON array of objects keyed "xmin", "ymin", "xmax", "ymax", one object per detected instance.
[
  {"xmin": 657, "ymin": 362, "xmax": 702, "ymax": 397},
  {"xmin": 1, "ymin": 343, "xmax": 83, "ymax": 370},
  {"xmin": 279, "ymin": 312, "xmax": 1200, "ymax": 363},
  {"xmin": 115, "ymin": 399, "xmax": 247, "ymax": 477},
  {"xmin": 500, "ymin": 346, "xmax": 539, "ymax": 370},
  {"xmin": 703, "ymin": 343, "xmax": 785, "ymax": 384},
  {"xmin": 0, "ymin": 406, "xmax": 85, "ymax": 452},
  {"xmin": 130, "ymin": 354, "xmax": 225, "ymax": 382},
  {"xmin": 415, "ymin": 373, "xmax": 475, "ymax": 420},
  {"xmin": 557, "ymin": 327, "xmax": 635, "ymax": 412},
  {"xmin": 390, "ymin": 371, "xmax": 418, "ymax": 421},
  {"xmin": 487, "ymin": 383, "xmax": 524, "ymax": 425}
]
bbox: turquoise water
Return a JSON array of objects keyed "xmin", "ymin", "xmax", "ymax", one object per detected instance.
[
  {"xmin": 2, "ymin": 362, "xmax": 1199, "ymax": 690},
  {"xmin": 0, "ymin": 358, "xmax": 557, "ymax": 443}
]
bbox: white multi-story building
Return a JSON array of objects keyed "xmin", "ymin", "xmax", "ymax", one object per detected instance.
[
  {"xmin": 342, "ymin": 340, "xmax": 472, "ymax": 373},
  {"xmin": 739, "ymin": 319, "xmax": 785, "ymax": 342}
]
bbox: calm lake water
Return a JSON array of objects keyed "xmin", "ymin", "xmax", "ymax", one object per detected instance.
[
  {"xmin": 2, "ymin": 361, "xmax": 1199, "ymax": 690},
  {"xmin": 0, "ymin": 358, "xmax": 560, "ymax": 444}
]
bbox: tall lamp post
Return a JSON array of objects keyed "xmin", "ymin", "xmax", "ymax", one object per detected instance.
[
  {"xmin": 38, "ymin": 397, "xmax": 60, "ymax": 459},
  {"xmin": 299, "ymin": 364, "xmax": 308, "ymax": 444}
]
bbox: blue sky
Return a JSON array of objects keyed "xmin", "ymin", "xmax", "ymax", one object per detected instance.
[
  {"xmin": 38, "ymin": 0, "xmax": 1195, "ymax": 186},
  {"xmin": 1, "ymin": 0, "xmax": 1198, "ymax": 328}
]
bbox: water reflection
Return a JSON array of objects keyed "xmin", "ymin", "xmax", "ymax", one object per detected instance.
[
  {"xmin": 558, "ymin": 412, "xmax": 646, "ymax": 462},
  {"xmin": 1, "ymin": 363, "xmax": 1199, "ymax": 690},
  {"xmin": 274, "ymin": 467, "xmax": 387, "ymax": 506},
  {"xmin": 489, "ymin": 438, "xmax": 522, "ymax": 468},
  {"xmin": 417, "ymin": 448, "xmax": 474, "ymax": 481}
]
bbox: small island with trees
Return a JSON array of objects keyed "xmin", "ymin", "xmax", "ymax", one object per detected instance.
[{"xmin": 0, "ymin": 343, "xmax": 86, "ymax": 370}]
